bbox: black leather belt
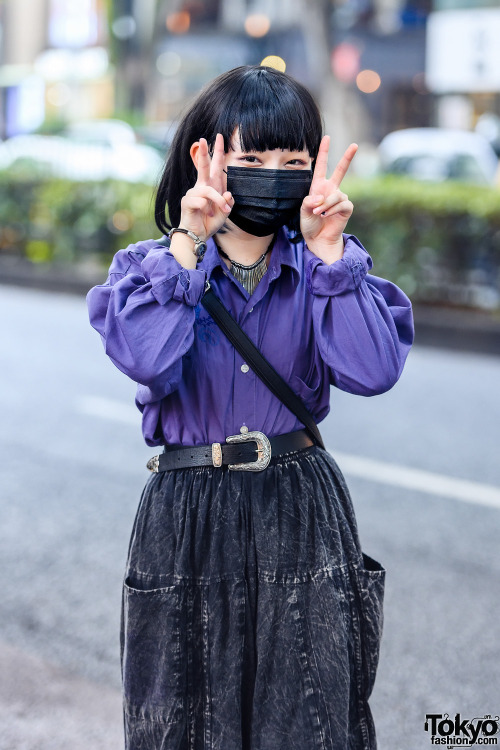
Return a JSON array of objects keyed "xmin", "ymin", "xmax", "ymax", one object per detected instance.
[{"xmin": 146, "ymin": 429, "xmax": 314, "ymax": 473}]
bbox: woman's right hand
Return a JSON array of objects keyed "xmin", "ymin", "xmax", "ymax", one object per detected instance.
[{"xmin": 179, "ymin": 133, "xmax": 234, "ymax": 241}]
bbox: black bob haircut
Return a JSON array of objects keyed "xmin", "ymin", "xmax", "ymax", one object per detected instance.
[{"xmin": 154, "ymin": 64, "xmax": 323, "ymax": 236}]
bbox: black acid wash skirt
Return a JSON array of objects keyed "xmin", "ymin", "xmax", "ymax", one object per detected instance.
[{"xmin": 120, "ymin": 444, "xmax": 385, "ymax": 750}]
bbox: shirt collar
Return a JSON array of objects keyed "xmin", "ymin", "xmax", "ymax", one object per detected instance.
[{"xmin": 197, "ymin": 227, "xmax": 301, "ymax": 287}]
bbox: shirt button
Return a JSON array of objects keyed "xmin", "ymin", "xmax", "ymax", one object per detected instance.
[
  {"xmin": 240, "ymin": 425, "xmax": 249, "ymax": 434},
  {"xmin": 249, "ymin": 307, "xmax": 254, "ymax": 313},
  {"xmin": 241, "ymin": 363, "xmax": 249, "ymax": 373}
]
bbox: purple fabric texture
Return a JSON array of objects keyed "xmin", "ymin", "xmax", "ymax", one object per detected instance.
[{"xmin": 86, "ymin": 228, "xmax": 414, "ymax": 447}]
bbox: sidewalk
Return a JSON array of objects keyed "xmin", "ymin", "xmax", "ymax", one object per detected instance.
[
  {"xmin": 0, "ymin": 641, "xmax": 123, "ymax": 750},
  {"xmin": 1, "ymin": 256, "xmax": 500, "ymax": 356}
]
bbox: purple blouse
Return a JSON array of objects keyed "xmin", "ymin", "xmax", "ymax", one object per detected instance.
[{"xmin": 86, "ymin": 228, "xmax": 414, "ymax": 447}]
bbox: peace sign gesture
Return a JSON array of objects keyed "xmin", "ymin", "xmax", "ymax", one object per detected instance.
[
  {"xmin": 300, "ymin": 136, "xmax": 358, "ymax": 260},
  {"xmin": 179, "ymin": 133, "xmax": 234, "ymax": 241}
]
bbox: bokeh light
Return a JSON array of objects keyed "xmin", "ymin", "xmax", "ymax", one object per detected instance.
[
  {"xmin": 260, "ymin": 55, "xmax": 286, "ymax": 73},
  {"xmin": 356, "ymin": 69, "xmax": 381, "ymax": 93},
  {"xmin": 412, "ymin": 72, "xmax": 428, "ymax": 95},
  {"xmin": 46, "ymin": 82, "xmax": 72, "ymax": 107},
  {"xmin": 331, "ymin": 43, "xmax": 361, "ymax": 83},
  {"xmin": 110, "ymin": 210, "xmax": 134, "ymax": 233},
  {"xmin": 244, "ymin": 14, "xmax": 271, "ymax": 37},
  {"xmin": 166, "ymin": 12, "xmax": 190, "ymax": 34},
  {"xmin": 156, "ymin": 51, "xmax": 182, "ymax": 77},
  {"xmin": 111, "ymin": 15, "xmax": 136, "ymax": 40}
]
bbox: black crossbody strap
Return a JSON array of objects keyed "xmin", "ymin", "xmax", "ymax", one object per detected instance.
[{"xmin": 201, "ymin": 284, "xmax": 325, "ymax": 449}]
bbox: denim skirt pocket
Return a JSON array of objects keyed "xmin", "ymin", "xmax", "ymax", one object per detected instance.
[
  {"xmin": 121, "ymin": 575, "xmax": 186, "ymax": 726},
  {"xmin": 351, "ymin": 553, "xmax": 386, "ymax": 701}
]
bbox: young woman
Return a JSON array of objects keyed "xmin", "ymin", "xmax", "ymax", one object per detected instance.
[{"xmin": 87, "ymin": 64, "xmax": 413, "ymax": 750}]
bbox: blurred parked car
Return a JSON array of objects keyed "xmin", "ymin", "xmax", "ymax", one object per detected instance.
[
  {"xmin": 62, "ymin": 119, "xmax": 138, "ymax": 147},
  {"xmin": 134, "ymin": 121, "xmax": 178, "ymax": 156},
  {"xmin": 0, "ymin": 119, "xmax": 164, "ymax": 184},
  {"xmin": 378, "ymin": 128, "xmax": 499, "ymax": 186}
]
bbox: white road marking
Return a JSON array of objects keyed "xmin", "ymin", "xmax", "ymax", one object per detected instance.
[
  {"xmin": 331, "ymin": 449, "xmax": 500, "ymax": 510},
  {"xmin": 76, "ymin": 396, "xmax": 500, "ymax": 510},
  {"xmin": 77, "ymin": 395, "xmax": 139, "ymax": 425}
]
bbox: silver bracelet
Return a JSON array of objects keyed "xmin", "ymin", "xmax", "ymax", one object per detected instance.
[{"xmin": 168, "ymin": 227, "xmax": 207, "ymax": 259}]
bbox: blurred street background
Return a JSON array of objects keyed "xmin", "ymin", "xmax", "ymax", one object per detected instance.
[{"xmin": 1, "ymin": 0, "xmax": 500, "ymax": 749}]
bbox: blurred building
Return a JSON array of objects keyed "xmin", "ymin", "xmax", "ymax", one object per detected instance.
[
  {"xmin": 426, "ymin": 0, "xmax": 500, "ymax": 135},
  {"xmin": 133, "ymin": 0, "xmax": 433, "ymax": 145},
  {"xmin": 3, "ymin": 0, "xmax": 498, "ymax": 147},
  {"xmin": 331, "ymin": 0, "xmax": 433, "ymax": 142},
  {"xmin": 135, "ymin": 0, "xmax": 316, "ymax": 124},
  {"xmin": 0, "ymin": 0, "xmax": 111, "ymax": 139}
]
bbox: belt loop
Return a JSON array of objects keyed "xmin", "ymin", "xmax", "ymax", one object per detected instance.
[{"xmin": 212, "ymin": 442, "xmax": 222, "ymax": 467}]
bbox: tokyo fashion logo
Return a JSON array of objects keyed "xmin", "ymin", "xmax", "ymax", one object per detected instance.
[{"xmin": 425, "ymin": 714, "xmax": 499, "ymax": 746}]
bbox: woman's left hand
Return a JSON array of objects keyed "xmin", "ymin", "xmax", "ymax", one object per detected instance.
[{"xmin": 300, "ymin": 136, "xmax": 358, "ymax": 263}]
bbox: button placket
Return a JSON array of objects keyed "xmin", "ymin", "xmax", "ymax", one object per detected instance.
[{"xmin": 233, "ymin": 314, "xmax": 258, "ymax": 436}]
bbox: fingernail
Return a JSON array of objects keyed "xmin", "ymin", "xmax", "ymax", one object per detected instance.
[{"xmin": 224, "ymin": 204, "xmax": 231, "ymax": 212}]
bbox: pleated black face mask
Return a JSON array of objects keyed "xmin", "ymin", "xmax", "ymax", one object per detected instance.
[{"xmin": 225, "ymin": 166, "xmax": 313, "ymax": 237}]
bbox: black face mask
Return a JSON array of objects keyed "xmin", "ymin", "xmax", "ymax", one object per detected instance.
[{"xmin": 225, "ymin": 166, "xmax": 313, "ymax": 237}]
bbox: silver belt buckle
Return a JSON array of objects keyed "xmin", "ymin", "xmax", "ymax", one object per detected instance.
[
  {"xmin": 225, "ymin": 430, "xmax": 271, "ymax": 471},
  {"xmin": 146, "ymin": 455, "xmax": 159, "ymax": 472}
]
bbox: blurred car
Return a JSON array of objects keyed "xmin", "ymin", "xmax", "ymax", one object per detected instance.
[
  {"xmin": 0, "ymin": 119, "xmax": 164, "ymax": 184},
  {"xmin": 63, "ymin": 118, "xmax": 138, "ymax": 147},
  {"xmin": 134, "ymin": 121, "xmax": 178, "ymax": 157},
  {"xmin": 378, "ymin": 128, "xmax": 499, "ymax": 186}
]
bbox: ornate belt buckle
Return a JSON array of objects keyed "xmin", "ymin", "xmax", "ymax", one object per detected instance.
[
  {"xmin": 225, "ymin": 430, "xmax": 271, "ymax": 471},
  {"xmin": 146, "ymin": 455, "xmax": 159, "ymax": 472}
]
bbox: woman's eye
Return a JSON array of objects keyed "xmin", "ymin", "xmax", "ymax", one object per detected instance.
[
  {"xmin": 287, "ymin": 159, "xmax": 307, "ymax": 166},
  {"xmin": 240, "ymin": 155, "xmax": 259, "ymax": 163}
]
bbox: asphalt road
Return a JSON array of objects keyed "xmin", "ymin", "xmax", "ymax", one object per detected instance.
[{"xmin": 1, "ymin": 285, "xmax": 499, "ymax": 750}]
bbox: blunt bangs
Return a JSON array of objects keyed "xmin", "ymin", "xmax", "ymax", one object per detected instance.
[
  {"xmin": 155, "ymin": 65, "xmax": 323, "ymax": 234},
  {"xmin": 214, "ymin": 67, "xmax": 322, "ymax": 158}
]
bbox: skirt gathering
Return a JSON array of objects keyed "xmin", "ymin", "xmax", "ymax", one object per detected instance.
[{"xmin": 120, "ymin": 444, "xmax": 385, "ymax": 750}]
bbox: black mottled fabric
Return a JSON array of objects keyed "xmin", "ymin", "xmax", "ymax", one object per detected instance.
[{"xmin": 120, "ymin": 445, "xmax": 385, "ymax": 750}]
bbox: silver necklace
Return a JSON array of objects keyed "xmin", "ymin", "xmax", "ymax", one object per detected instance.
[{"xmin": 217, "ymin": 236, "xmax": 275, "ymax": 295}]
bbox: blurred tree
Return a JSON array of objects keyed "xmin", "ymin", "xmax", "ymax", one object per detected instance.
[
  {"xmin": 300, "ymin": 0, "xmax": 367, "ymax": 164},
  {"xmin": 110, "ymin": 0, "xmax": 158, "ymax": 119}
]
